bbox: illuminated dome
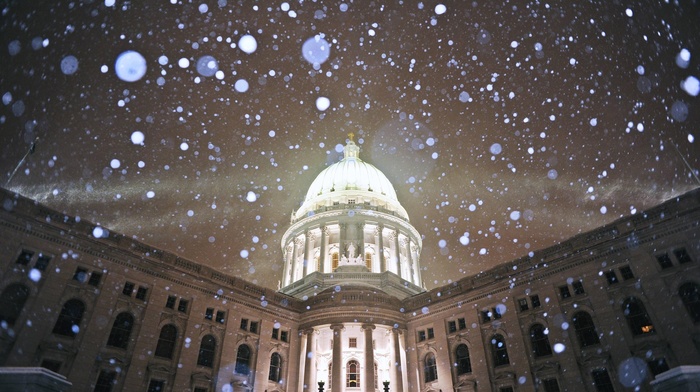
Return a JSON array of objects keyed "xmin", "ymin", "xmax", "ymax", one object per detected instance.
[{"xmin": 294, "ymin": 139, "xmax": 408, "ymax": 220}]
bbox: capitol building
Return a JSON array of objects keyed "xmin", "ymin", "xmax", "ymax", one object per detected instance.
[{"xmin": 0, "ymin": 138, "xmax": 699, "ymax": 392}]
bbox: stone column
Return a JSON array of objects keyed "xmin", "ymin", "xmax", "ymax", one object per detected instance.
[
  {"xmin": 376, "ymin": 225, "xmax": 385, "ymax": 272},
  {"xmin": 331, "ymin": 324, "xmax": 344, "ymax": 392},
  {"xmin": 303, "ymin": 328, "xmax": 316, "ymax": 391},
  {"xmin": 282, "ymin": 243, "xmax": 293, "ymax": 286},
  {"xmin": 363, "ymin": 324, "xmax": 376, "ymax": 392},
  {"xmin": 319, "ymin": 225, "xmax": 328, "ymax": 273},
  {"xmin": 292, "ymin": 237, "xmax": 302, "ymax": 281},
  {"xmin": 303, "ymin": 230, "xmax": 313, "ymax": 276},
  {"xmin": 392, "ymin": 230, "xmax": 400, "ymax": 275},
  {"xmin": 358, "ymin": 223, "xmax": 365, "ymax": 264},
  {"xmin": 339, "ymin": 223, "xmax": 347, "ymax": 258},
  {"xmin": 392, "ymin": 328, "xmax": 404, "ymax": 392}
]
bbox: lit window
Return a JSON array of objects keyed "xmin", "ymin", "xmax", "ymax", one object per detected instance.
[
  {"xmin": 346, "ymin": 360, "xmax": 360, "ymax": 387},
  {"xmin": 623, "ymin": 297, "xmax": 655, "ymax": 335}
]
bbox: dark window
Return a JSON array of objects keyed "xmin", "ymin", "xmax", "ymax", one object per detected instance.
[
  {"xmin": 458, "ymin": 318, "xmax": 467, "ymax": 330},
  {"xmin": 35, "ymin": 254, "xmax": 51, "ymax": 271},
  {"xmin": 40, "ymin": 359, "xmax": 62, "ymax": 373},
  {"xmin": 106, "ymin": 312, "xmax": 134, "ymax": 349},
  {"xmin": 424, "ymin": 353, "xmax": 438, "ymax": 382},
  {"xmin": 52, "ymin": 299, "xmax": 85, "ymax": 337},
  {"xmin": 647, "ymin": 358, "xmax": 670, "ymax": 376},
  {"xmin": 165, "ymin": 296, "xmax": 177, "ymax": 309},
  {"xmin": 448, "ymin": 321, "xmax": 457, "ymax": 333},
  {"xmin": 481, "ymin": 310, "xmax": 491, "ymax": 323},
  {"xmin": 147, "ymin": 379, "xmax": 165, "ymax": 392},
  {"xmin": 418, "ymin": 330, "xmax": 426, "ymax": 342},
  {"xmin": 499, "ymin": 388, "xmax": 514, "ymax": 392},
  {"xmin": 427, "ymin": 327, "xmax": 435, "ymax": 339},
  {"xmin": 605, "ymin": 271, "xmax": 619, "ymax": 285},
  {"xmin": 675, "ymin": 248, "xmax": 693, "ymax": 264},
  {"xmin": 573, "ymin": 281, "xmax": 585, "ymax": 295},
  {"xmin": 197, "ymin": 335, "xmax": 216, "ymax": 368},
  {"xmin": 680, "ymin": 282, "xmax": 700, "ymax": 323},
  {"xmin": 559, "ymin": 286, "xmax": 571, "ymax": 299},
  {"xmin": 122, "ymin": 282, "xmax": 134, "ymax": 296},
  {"xmin": 16, "ymin": 250, "xmax": 34, "ymax": 265},
  {"xmin": 347, "ymin": 359, "xmax": 360, "ymax": 387},
  {"xmin": 542, "ymin": 378, "xmax": 560, "ymax": 392},
  {"xmin": 491, "ymin": 334, "xmax": 510, "ymax": 367},
  {"xmin": 235, "ymin": 344, "xmax": 251, "ymax": 375},
  {"xmin": 623, "ymin": 297, "xmax": 655, "ymax": 335},
  {"xmin": 88, "ymin": 272, "xmax": 102, "ymax": 286},
  {"xmin": 455, "ymin": 343, "xmax": 471, "ymax": 375},
  {"xmin": 205, "ymin": 308, "xmax": 214, "ymax": 320},
  {"xmin": 493, "ymin": 306, "xmax": 503, "ymax": 319},
  {"xmin": 73, "ymin": 267, "xmax": 88, "ymax": 283},
  {"xmin": 177, "ymin": 299, "xmax": 188, "ymax": 313},
  {"xmin": 591, "ymin": 368, "xmax": 615, "ymax": 392},
  {"xmin": 573, "ymin": 311, "xmax": 600, "ymax": 347},
  {"xmin": 531, "ymin": 295, "xmax": 541, "ymax": 308},
  {"xmin": 135, "ymin": 287, "xmax": 148, "ymax": 300},
  {"xmin": 216, "ymin": 311, "xmax": 225, "ymax": 324},
  {"xmin": 194, "ymin": 388, "xmax": 208, "ymax": 392},
  {"xmin": 240, "ymin": 318, "xmax": 248, "ymax": 330},
  {"xmin": 249, "ymin": 321, "xmax": 258, "ymax": 334},
  {"xmin": 530, "ymin": 323, "xmax": 553, "ymax": 357},
  {"xmin": 619, "ymin": 266, "xmax": 634, "ymax": 280},
  {"xmin": 656, "ymin": 253, "xmax": 673, "ymax": 269},
  {"xmin": 268, "ymin": 353, "xmax": 282, "ymax": 382},
  {"xmin": 0, "ymin": 283, "xmax": 30, "ymax": 325},
  {"xmin": 154, "ymin": 324, "xmax": 178, "ymax": 359},
  {"xmin": 272, "ymin": 327, "xmax": 279, "ymax": 339},
  {"xmin": 280, "ymin": 330, "xmax": 289, "ymax": 342},
  {"xmin": 518, "ymin": 298, "xmax": 529, "ymax": 311},
  {"xmin": 93, "ymin": 370, "xmax": 116, "ymax": 392}
]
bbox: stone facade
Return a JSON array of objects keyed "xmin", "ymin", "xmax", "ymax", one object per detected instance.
[{"xmin": 1, "ymin": 182, "xmax": 699, "ymax": 392}]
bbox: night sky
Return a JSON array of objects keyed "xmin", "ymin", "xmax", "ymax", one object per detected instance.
[{"xmin": 1, "ymin": 0, "xmax": 698, "ymax": 290}]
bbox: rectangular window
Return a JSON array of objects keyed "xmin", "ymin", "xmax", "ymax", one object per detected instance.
[
  {"xmin": 559, "ymin": 285, "xmax": 571, "ymax": 299},
  {"xmin": 647, "ymin": 358, "xmax": 670, "ymax": 376},
  {"xmin": 493, "ymin": 307, "xmax": 502, "ymax": 319},
  {"xmin": 194, "ymin": 388, "xmax": 208, "ymax": 392},
  {"xmin": 147, "ymin": 379, "xmax": 166, "ymax": 392},
  {"xmin": 135, "ymin": 286, "xmax": 148, "ymax": 300},
  {"xmin": 280, "ymin": 330, "xmax": 289, "ymax": 342},
  {"xmin": 94, "ymin": 370, "xmax": 117, "ymax": 392},
  {"xmin": 249, "ymin": 321, "xmax": 258, "ymax": 334},
  {"xmin": 205, "ymin": 308, "xmax": 214, "ymax": 320},
  {"xmin": 531, "ymin": 294, "xmax": 541, "ymax": 308},
  {"xmin": 675, "ymin": 248, "xmax": 693, "ymax": 264},
  {"xmin": 16, "ymin": 250, "xmax": 33, "ymax": 265},
  {"xmin": 88, "ymin": 272, "xmax": 102, "ymax": 286},
  {"xmin": 605, "ymin": 270, "xmax": 619, "ymax": 285},
  {"xmin": 122, "ymin": 282, "xmax": 135, "ymax": 296},
  {"xmin": 619, "ymin": 266, "xmax": 634, "ymax": 280},
  {"xmin": 73, "ymin": 267, "xmax": 88, "ymax": 283},
  {"xmin": 216, "ymin": 311, "xmax": 225, "ymax": 324},
  {"xmin": 542, "ymin": 378, "xmax": 561, "ymax": 392},
  {"xmin": 458, "ymin": 318, "xmax": 467, "ymax": 330},
  {"xmin": 35, "ymin": 254, "xmax": 51, "ymax": 271},
  {"xmin": 240, "ymin": 319, "xmax": 248, "ymax": 331},
  {"xmin": 272, "ymin": 327, "xmax": 279, "ymax": 339},
  {"xmin": 177, "ymin": 299, "xmax": 189, "ymax": 313},
  {"xmin": 481, "ymin": 310, "xmax": 491, "ymax": 323},
  {"xmin": 518, "ymin": 298, "xmax": 529, "ymax": 311},
  {"xmin": 40, "ymin": 359, "xmax": 62, "ymax": 373},
  {"xmin": 427, "ymin": 327, "xmax": 435, "ymax": 339},
  {"xmin": 448, "ymin": 321, "xmax": 457, "ymax": 333},
  {"xmin": 165, "ymin": 295, "xmax": 176, "ymax": 309},
  {"xmin": 418, "ymin": 330, "xmax": 426, "ymax": 342},
  {"xmin": 573, "ymin": 281, "xmax": 585, "ymax": 295},
  {"xmin": 656, "ymin": 253, "xmax": 673, "ymax": 269},
  {"xmin": 499, "ymin": 387, "xmax": 514, "ymax": 392},
  {"xmin": 349, "ymin": 337, "xmax": 357, "ymax": 347},
  {"xmin": 592, "ymin": 369, "xmax": 615, "ymax": 392}
]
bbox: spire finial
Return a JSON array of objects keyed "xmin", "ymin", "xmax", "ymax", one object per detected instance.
[{"xmin": 348, "ymin": 132, "xmax": 355, "ymax": 142}]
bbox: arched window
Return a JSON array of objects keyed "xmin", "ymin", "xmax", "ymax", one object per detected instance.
[
  {"xmin": 455, "ymin": 343, "xmax": 472, "ymax": 375},
  {"xmin": 154, "ymin": 324, "xmax": 178, "ymax": 359},
  {"xmin": 346, "ymin": 360, "xmax": 360, "ymax": 387},
  {"xmin": 572, "ymin": 311, "xmax": 600, "ymax": 347},
  {"xmin": 623, "ymin": 297, "xmax": 655, "ymax": 335},
  {"xmin": 332, "ymin": 253, "xmax": 339, "ymax": 271},
  {"xmin": 679, "ymin": 282, "xmax": 700, "ymax": 323},
  {"xmin": 424, "ymin": 353, "xmax": 438, "ymax": 382},
  {"xmin": 530, "ymin": 323, "xmax": 552, "ymax": 357},
  {"xmin": 0, "ymin": 283, "xmax": 30, "ymax": 326},
  {"xmin": 490, "ymin": 334, "xmax": 510, "ymax": 367},
  {"xmin": 268, "ymin": 353, "xmax": 282, "ymax": 382},
  {"xmin": 197, "ymin": 335, "xmax": 216, "ymax": 368},
  {"xmin": 365, "ymin": 252, "xmax": 372, "ymax": 270},
  {"xmin": 106, "ymin": 312, "xmax": 134, "ymax": 349},
  {"xmin": 52, "ymin": 299, "xmax": 85, "ymax": 337},
  {"xmin": 235, "ymin": 344, "xmax": 251, "ymax": 375}
]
